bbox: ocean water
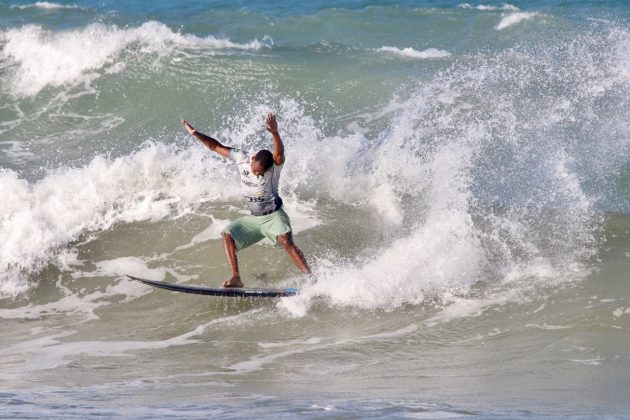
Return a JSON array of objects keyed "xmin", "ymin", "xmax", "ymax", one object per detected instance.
[{"xmin": 1, "ymin": 0, "xmax": 630, "ymax": 417}]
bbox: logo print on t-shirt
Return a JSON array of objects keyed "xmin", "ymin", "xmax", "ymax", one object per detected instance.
[{"xmin": 242, "ymin": 170, "xmax": 249, "ymax": 176}]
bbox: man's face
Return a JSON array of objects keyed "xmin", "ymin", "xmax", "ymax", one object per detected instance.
[{"xmin": 251, "ymin": 158, "xmax": 265, "ymax": 177}]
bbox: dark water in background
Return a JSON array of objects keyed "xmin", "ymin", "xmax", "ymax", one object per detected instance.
[{"xmin": 1, "ymin": 0, "xmax": 630, "ymax": 417}]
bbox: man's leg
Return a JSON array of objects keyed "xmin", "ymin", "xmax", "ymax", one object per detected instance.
[
  {"xmin": 277, "ymin": 232, "xmax": 311, "ymax": 275},
  {"xmin": 222, "ymin": 232, "xmax": 244, "ymax": 288}
]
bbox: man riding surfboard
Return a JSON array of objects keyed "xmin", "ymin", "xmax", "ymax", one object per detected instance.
[{"xmin": 181, "ymin": 113, "xmax": 311, "ymax": 287}]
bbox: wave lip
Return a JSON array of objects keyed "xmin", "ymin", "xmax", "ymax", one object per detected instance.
[
  {"xmin": 458, "ymin": 3, "xmax": 520, "ymax": 11},
  {"xmin": 10, "ymin": 2, "xmax": 84, "ymax": 10},
  {"xmin": 1, "ymin": 21, "xmax": 271, "ymax": 97},
  {"xmin": 496, "ymin": 12, "xmax": 540, "ymax": 30},
  {"xmin": 376, "ymin": 46, "xmax": 451, "ymax": 59},
  {"xmin": 457, "ymin": 2, "xmax": 539, "ymax": 31}
]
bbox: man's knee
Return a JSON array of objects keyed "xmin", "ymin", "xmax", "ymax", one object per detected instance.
[
  {"xmin": 276, "ymin": 232, "xmax": 293, "ymax": 248},
  {"xmin": 222, "ymin": 232, "xmax": 235, "ymax": 244}
]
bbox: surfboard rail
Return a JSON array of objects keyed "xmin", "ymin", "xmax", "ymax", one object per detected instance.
[{"xmin": 126, "ymin": 275, "xmax": 299, "ymax": 297}]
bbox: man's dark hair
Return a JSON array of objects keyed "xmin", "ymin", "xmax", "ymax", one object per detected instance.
[{"xmin": 254, "ymin": 149, "xmax": 274, "ymax": 171}]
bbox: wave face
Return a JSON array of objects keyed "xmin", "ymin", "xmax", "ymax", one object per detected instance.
[{"xmin": 1, "ymin": 3, "xmax": 630, "ymax": 303}]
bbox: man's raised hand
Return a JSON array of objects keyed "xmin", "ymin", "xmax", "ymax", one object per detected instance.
[
  {"xmin": 181, "ymin": 119, "xmax": 196, "ymax": 136},
  {"xmin": 265, "ymin": 113, "xmax": 278, "ymax": 134}
]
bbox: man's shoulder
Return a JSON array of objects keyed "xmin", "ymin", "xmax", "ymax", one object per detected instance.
[{"xmin": 229, "ymin": 148, "xmax": 251, "ymax": 164}]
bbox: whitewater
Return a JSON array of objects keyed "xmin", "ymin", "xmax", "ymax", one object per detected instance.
[{"xmin": 1, "ymin": 0, "xmax": 630, "ymax": 417}]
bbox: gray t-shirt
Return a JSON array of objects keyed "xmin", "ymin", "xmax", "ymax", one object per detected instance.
[{"xmin": 228, "ymin": 149, "xmax": 283, "ymax": 215}]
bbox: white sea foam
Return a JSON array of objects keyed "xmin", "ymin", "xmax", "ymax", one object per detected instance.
[
  {"xmin": 376, "ymin": 46, "xmax": 451, "ymax": 59},
  {"xmin": 281, "ymin": 133, "xmax": 489, "ymax": 312},
  {"xmin": 1, "ymin": 21, "xmax": 271, "ymax": 96},
  {"xmin": 0, "ymin": 273, "xmax": 149, "ymax": 321},
  {"xmin": 10, "ymin": 2, "xmax": 84, "ymax": 9},
  {"xmin": 458, "ymin": 3, "xmax": 519, "ymax": 12},
  {"xmin": 496, "ymin": 12, "xmax": 539, "ymax": 30},
  {"xmin": 280, "ymin": 35, "xmax": 609, "ymax": 314},
  {"xmin": 525, "ymin": 323, "xmax": 570, "ymax": 330},
  {"xmin": 0, "ymin": 140, "xmax": 36, "ymax": 162},
  {"xmin": 610, "ymin": 28, "xmax": 630, "ymax": 87},
  {"xmin": 0, "ymin": 306, "xmax": 276, "ymax": 373},
  {"xmin": 312, "ymin": 154, "xmax": 484, "ymax": 309},
  {"xmin": 567, "ymin": 358, "xmax": 604, "ymax": 366},
  {"xmin": 613, "ymin": 307, "xmax": 630, "ymax": 318},
  {"xmin": 174, "ymin": 217, "xmax": 230, "ymax": 252},
  {"xmin": 70, "ymin": 256, "xmax": 180, "ymax": 281},
  {"xmin": 228, "ymin": 324, "xmax": 417, "ymax": 374},
  {"xmin": 0, "ymin": 142, "xmax": 239, "ymax": 298},
  {"xmin": 0, "ymin": 324, "xmax": 195, "ymax": 372},
  {"xmin": 424, "ymin": 291, "xmax": 523, "ymax": 327}
]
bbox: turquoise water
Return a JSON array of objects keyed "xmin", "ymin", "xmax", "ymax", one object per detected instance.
[{"xmin": 1, "ymin": 1, "xmax": 630, "ymax": 417}]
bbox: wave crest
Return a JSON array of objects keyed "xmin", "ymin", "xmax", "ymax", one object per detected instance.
[
  {"xmin": 1, "ymin": 21, "xmax": 271, "ymax": 97},
  {"xmin": 10, "ymin": 2, "xmax": 85, "ymax": 10},
  {"xmin": 376, "ymin": 46, "xmax": 451, "ymax": 59}
]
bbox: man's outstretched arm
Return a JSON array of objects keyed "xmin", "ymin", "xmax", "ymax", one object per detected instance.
[
  {"xmin": 181, "ymin": 119, "xmax": 231, "ymax": 158},
  {"xmin": 266, "ymin": 113, "xmax": 285, "ymax": 165}
]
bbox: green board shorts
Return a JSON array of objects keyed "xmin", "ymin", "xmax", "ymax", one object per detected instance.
[{"xmin": 223, "ymin": 207, "xmax": 292, "ymax": 251}]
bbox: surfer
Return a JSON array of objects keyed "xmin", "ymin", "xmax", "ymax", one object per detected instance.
[{"xmin": 181, "ymin": 113, "xmax": 311, "ymax": 287}]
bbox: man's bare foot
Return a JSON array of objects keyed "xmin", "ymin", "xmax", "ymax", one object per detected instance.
[
  {"xmin": 223, "ymin": 276, "xmax": 244, "ymax": 288},
  {"xmin": 306, "ymin": 274, "xmax": 317, "ymax": 285}
]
